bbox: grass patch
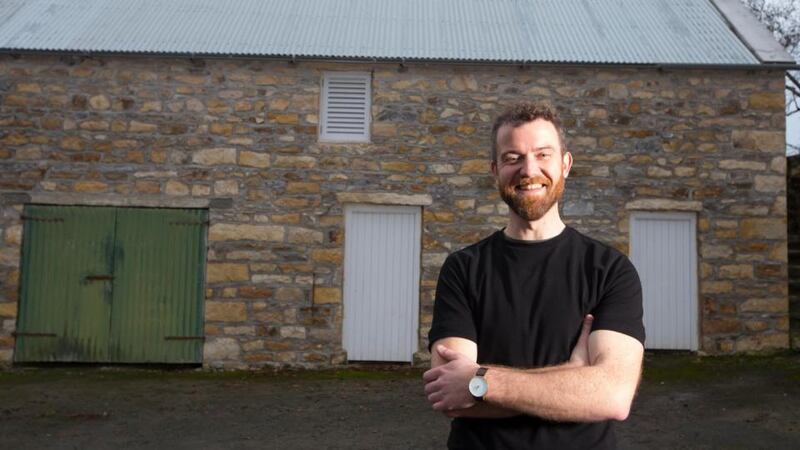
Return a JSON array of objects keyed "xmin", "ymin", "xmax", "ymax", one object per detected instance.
[
  {"xmin": 642, "ymin": 351, "xmax": 800, "ymax": 383},
  {"xmin": 3, "ymin": 353, "xmax": 798, "ymax": 385},
  {"xmin": 0, "ymin": 364, "xmax": 425, "ymax": 385},
  {"xmin": 276, "ymin": 367, "xmax": 423, "ymax": 381}
]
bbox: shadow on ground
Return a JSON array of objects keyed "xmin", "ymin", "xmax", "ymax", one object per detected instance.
[{"xmin": 1, "ymin": 352, "xmax": 799, "ymax": 449}]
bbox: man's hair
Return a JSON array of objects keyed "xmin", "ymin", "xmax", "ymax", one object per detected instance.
[{"xmin": 490, "ymin": 102, "xmax": 567, "ymax": 162}]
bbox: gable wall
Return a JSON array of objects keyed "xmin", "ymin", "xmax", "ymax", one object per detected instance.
[{"xmin": 0, "ymin": 55, "xmax": 788, "ymax": 367}]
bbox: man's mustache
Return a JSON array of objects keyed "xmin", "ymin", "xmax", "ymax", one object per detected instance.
[{"xmin": 515, "ymin": 177, "xmax": 551, "ymax": 187}]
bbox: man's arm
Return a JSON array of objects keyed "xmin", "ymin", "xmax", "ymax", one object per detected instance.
[
  {"xmin": 425, "ymin": 315, "xmax": 597, "ymax": 419},
  {"xmin": 425, "ymin": 329, "xmax": 643, "ymax": 422}
]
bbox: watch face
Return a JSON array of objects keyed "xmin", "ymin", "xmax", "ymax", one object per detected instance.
[{"xmin": 469, "ymin": 376, "xmax": 488, "ymax": 397}]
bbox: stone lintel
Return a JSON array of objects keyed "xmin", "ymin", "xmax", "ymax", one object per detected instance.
[
  {"xmin": 28, "ymin": 193, "xmax": 210, "ymax": 209},
  {"xmin": 1, "ymin": 193, "xmax": 32, "ymax": 205},
  {"xmin": 336, "ymin": 192, "xmax": 433, "ymax": 206},
  {"xmin": 625, "ymin": 199, "xmax": 703, "ymax": 212}
]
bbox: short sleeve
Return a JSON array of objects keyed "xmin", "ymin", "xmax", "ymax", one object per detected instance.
[
  {"xmin": 591, "ymin": 257, "xmax": 646, "ymax": 345},
  {"xmin": 428, "ymin": 253, "xmax": 478, "ymax": 350}
]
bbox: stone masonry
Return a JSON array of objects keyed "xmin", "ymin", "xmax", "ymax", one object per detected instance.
[{"xmin": 0, "ymin": 54, "xmax": 789, "ymax": 368}]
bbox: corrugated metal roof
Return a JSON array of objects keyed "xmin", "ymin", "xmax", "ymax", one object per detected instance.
[{"xmin": 0, "ymin": 0, "xmax": 761, "ymax": 65}]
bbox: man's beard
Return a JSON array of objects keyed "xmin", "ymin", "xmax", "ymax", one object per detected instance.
[{"xmin": 498, "ymin": 174, "xmax": 565, "ymax": 221}]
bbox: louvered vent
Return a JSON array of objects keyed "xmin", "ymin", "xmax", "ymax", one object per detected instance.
[{"xmin": 320, "ymin": 72, "xmax": 371, "ymax": 142}]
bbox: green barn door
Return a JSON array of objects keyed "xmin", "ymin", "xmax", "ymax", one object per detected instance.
[
  {"xmin": 15, "ymin": 205, "xmax": 206, "ymax": 364},
  {"xmin": 15, "ymin": 205, "xmax": 116, "ymax": 362},
  {"xmin": 111, "ymin": 208, "xmax": 207, "ymax": 363}
]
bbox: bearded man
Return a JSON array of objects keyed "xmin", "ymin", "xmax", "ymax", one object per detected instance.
[{"xmin": 423, "ymin": 102, "xmax": 645, "ymax": 449}]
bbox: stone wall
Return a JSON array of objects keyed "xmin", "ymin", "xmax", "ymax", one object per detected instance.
[
  {"xmin": 0, "ymin": 54, "xmax": 789, "ymax": 367},
  {"xmin": 788, "ymin": 155, "xmax": 800, "ymax": 348}
]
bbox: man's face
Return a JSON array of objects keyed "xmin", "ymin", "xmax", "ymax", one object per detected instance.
[{"xmin": 491, "ymin": 119, "xmax": 572, "ymax": 222}]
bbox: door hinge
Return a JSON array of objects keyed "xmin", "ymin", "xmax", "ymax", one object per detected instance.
[
  {"xmin": 20, "ymin": 215, "xmax": 64, "ymax": 223},
  {"xmin": 169, "ymin": 221, "xmax": 209, "ymax": 226},
  {"xmin": 12, "ymin": 332, "xmax": 57, "ymax": 337}
]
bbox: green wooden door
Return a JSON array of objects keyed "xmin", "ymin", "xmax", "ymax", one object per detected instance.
[
  {"xmin": 15, "ymin": 205, "xmax": 207, "ymax": 364},
  {"xmin": 15, "ymin": 205, "xmax": 116, "ymax": 362},
  {"xmin": 110, "ymin": 208, "xmax": 207, "ymax": 363}
]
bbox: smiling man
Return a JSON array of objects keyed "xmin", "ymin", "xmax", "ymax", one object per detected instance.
[{"xmin": 423, "ymin": 102, "xmax": 645, "ymax": 449}]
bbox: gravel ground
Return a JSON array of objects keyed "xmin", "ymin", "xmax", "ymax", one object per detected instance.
[{"xmin": 1, "ymin": 352, "xmax": 799, "ymax": 449}]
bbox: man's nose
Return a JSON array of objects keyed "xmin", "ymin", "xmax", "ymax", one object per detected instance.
[{"xmin": 519, "ymin": 155, "xmax": 543, "ymax": 178}]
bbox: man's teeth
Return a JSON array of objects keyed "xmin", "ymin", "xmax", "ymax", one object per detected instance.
[{"xmin": 518, "ymin": 184, "xmax": 543, "ymax": 190}]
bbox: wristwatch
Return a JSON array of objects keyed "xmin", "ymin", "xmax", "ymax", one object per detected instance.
[{"xmin": 468, "ymin": 367, "xmax": 489, "ymax": 401}]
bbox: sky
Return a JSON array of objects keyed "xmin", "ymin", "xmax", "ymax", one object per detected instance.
[{"xmin": 789, "ymin": 106, "xmax": 798, "ymax": 156}]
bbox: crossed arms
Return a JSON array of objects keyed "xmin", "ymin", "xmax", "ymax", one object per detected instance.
[{"xmin": 422, "ymin": 315, "xmax": 644, "ymax": 422}]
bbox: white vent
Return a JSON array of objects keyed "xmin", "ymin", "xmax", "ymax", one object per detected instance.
[{"xmin": 320, "ymin": 72, "xmax": 371, "ymax": 142}]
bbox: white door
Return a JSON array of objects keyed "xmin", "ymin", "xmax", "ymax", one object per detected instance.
[
  {"xmin": 343, "ymin": 205, "xmax": 421, "ymax": 362},
  {"xmin": 630, "ymin": 212, "xmax": 699, "ymax": 350}
]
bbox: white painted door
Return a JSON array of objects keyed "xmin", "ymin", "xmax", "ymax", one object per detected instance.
[
  {"xmin": 630, "ymin": 212, "xmax": 698, "ymax": 350},
  {"xmin": 343, "ymin": 205, "xmax": 421, "ymax": 362}
]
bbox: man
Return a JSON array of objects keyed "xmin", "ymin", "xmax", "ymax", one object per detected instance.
[{"xmin": 423, "ymin": 102, "xmax": 645, "ymax": 449}]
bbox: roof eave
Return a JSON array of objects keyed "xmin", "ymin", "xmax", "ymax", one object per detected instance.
[{"xmin": 1, "ymin": 48, "xmax": 798, "ymax": 70}]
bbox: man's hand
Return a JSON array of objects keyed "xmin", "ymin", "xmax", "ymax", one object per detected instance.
[
  {"xmin": 568, "ymin": 314, "xmax": 594, "ymax": 367},
  {"xmin": 423, "ymin": 345, "xmax": 479, "ymax": 411}
]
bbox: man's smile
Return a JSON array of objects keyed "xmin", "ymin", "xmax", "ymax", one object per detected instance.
[
  {"xmin": 516, "ymin": 183, "xmax": 546, "ymax": 191},
  {"xmin": 513, "ymin": 178, "xmax": 551, "ymax": 193}
]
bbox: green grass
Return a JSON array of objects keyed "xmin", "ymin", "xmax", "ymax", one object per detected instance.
[
  {"xmin": 642, "ymin": 351, "xmax": 800, "ymax": 383},
  {"xmin": 0, "ymin": 364, "xmax": 425, "ymax": 385},
  {"xmin": 2, "ymin": 352, "xmax": 798, "ymax": 385}
]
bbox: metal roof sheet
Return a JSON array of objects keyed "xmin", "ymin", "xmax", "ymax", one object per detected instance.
[{"xmin": 0, "ymin": 0, "xmax": 761, "ymax": 65}]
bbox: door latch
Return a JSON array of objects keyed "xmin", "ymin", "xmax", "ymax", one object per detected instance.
[{"xmin": 84, "ymin": 275, "xmax": 114, "ymax": 282}]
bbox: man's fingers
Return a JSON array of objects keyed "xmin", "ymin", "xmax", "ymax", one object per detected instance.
[
  {"xmin": 427, "ymin": 391, "xmax": 443, "ymax": 404},
  {"xmin": 422, "ymin": 367, "xmax": 441, "ymax": 383},
  {"xmin": 578, "ymin": 314, "xmax": 594, "ymax": 342},
  {"xmin": 424, "ymin": 379, "xmax": 441, "ymax": 395},
  {"xmin": 569, "ymin": 314, "xmax": 595, "ymax": 366},
  {"xmin": 572, "ymin": 315, "xmax": 592, "ymax": 352}
]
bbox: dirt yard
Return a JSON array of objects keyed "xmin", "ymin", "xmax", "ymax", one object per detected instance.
[{"xmin": 1, "ymin": 352, "xmax": 799, "ymax": 449}]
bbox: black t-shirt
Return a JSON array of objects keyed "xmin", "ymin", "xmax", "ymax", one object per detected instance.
[{"xmin": 428, "ymin": 226, "xmax": 645, "ymax": 450}]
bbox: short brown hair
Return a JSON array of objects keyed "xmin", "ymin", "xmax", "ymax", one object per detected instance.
[{"xmin": 490, "ymin": 102, "xmax": 567, "ymax": 162}]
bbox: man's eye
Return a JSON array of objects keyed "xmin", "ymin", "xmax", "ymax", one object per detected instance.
[
  {"xmin": 538, "ymin": 153, "xmax": 551, "ymax": 160},
  {"xmin": 504, "ymin": 155, "xmax": 520, "ymax": 163}
]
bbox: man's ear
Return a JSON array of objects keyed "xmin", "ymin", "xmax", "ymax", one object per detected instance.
[
  {"xmin": 562, "ymin": 151, "xmax": 573, "ymax": 178},
  {"xmin": 491, "ymin": 160, "xmax": 498, "ymax": 177}
]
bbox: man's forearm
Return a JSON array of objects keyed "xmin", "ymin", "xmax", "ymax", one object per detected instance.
[
  {"xmin": 447, "ymin": 361, "xmax": 582, "ymax": 418},
  {"xmin": 470, "ymin": 331, "xmax": 643, "ymax": 423},
  {"xmin": 483, "ymin": 362, "xmax": 640, "ymax": 422}
]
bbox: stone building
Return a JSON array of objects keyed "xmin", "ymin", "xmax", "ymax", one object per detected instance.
[{"xmin": 0, "ymin": 0, "xmax": 797, "ymax": 368}]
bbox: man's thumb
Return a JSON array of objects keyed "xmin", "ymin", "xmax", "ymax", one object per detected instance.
[{"xmin": 436, "ymin": 345, "xmax": 459, "ymax": 361}]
